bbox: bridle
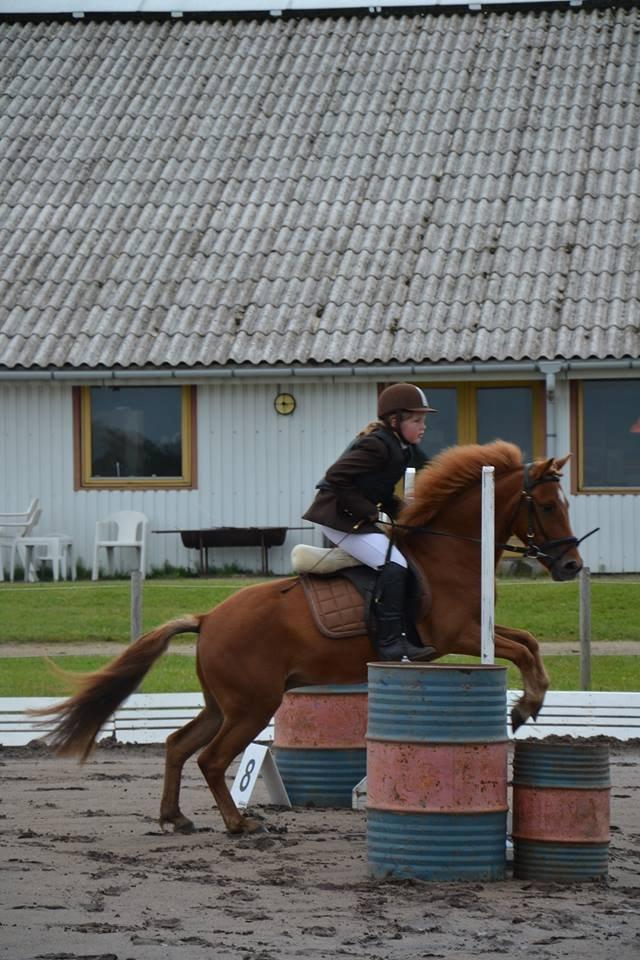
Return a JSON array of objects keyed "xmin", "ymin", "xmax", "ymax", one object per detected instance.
[
  {"xmin": 384, "ymin": 462, "xmax": 599, "ymax": 572},
  {"xmin": 511, "ymin": 464, "xmax": 599, "ymax": 573}
]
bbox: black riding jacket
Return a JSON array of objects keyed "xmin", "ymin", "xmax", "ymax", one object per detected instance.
[{"xmin": 302, "ymin": 426, "xmax": 414, "ymax": 534}]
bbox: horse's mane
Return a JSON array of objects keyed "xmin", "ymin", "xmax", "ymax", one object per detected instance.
[{"xmin": 400, "ymin": 440, "xmax": 523, "ymax": 527}]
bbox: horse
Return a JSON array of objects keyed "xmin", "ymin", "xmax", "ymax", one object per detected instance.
[{"xmin": 33, "ymin": 440, "xmax": 585, "ymax": 836}]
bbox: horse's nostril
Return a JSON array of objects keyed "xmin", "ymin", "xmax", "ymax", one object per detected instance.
[{"xmin": 564, "ymin": 559, "xmax": 581, "ymax": 572}]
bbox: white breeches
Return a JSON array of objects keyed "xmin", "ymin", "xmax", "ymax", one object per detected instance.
[{"xmin": 319, "ymin": 525, "xmax": 407, "ymax": 570}]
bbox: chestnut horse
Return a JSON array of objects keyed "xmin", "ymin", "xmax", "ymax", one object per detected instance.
[{"xmin": 35, "ymin": 440, "xmax": 584, "ymax": 835}]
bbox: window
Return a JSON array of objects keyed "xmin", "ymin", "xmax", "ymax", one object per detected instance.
[
  {"xmin": 576, "ymin": 380, "xmax": 640, "ymax": 491},
  {"xmin": 75, "ymin": 385, "xmax": 196, "ymax": 489},
  {"xmin": 415, "ymin": 382, "xmax": 544, "ymax": 463}
]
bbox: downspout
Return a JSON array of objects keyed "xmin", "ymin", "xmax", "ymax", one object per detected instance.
[{"xmin": 539, "ymin": 361, "xmax": 564, "ymax": 459}]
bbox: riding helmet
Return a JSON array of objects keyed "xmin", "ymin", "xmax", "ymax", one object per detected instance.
[{"xmin": 377, "ymin": 383, "xmax": 437, "ymax": 418}]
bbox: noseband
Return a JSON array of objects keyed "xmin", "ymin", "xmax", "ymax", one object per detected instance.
[{"xmin": 515, "ymin": 463, "xmax": 598, "ymax": 571}]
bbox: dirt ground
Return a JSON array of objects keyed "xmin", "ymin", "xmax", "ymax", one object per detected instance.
[
  {"xmin": 1, "ymin": 641, "xmax": 638, "ymax": 657},
  {"xmin": 1, "ymin": 740, "xmax": 639, "ymax": 960}
]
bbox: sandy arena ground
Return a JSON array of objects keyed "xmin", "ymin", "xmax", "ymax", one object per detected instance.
[{"xmin": 1, "ymin": 740, "xmax": 639, "ymax": 960}]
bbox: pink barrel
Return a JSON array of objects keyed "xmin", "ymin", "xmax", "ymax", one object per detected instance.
[
  {"xmin": 512, "ymin": 740, "xmax": 610, "ymax": 881},
  {"xmin": 367, "ymin": 663, "xmax": 509, "ymax": 881},
  {"xmin": 273, "ymin": 684, "xmax": 367, "ymax": 807}
]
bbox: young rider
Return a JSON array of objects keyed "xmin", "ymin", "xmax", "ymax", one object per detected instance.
[{"xmin": 302, "ymin": 383, "xmax": 437, "ymax": 661}]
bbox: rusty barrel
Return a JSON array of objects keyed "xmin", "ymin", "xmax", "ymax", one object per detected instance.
[
  {"xmin": 273, "ymin": 684, "xmax": 367, "ymax": 807},
  {"xmin": 512, "ymin": 740, "xmax": 610, "ymax": 881},
  {"xmin": 366, "ymin": 663, "xmax": 508, "ymax": 881}
]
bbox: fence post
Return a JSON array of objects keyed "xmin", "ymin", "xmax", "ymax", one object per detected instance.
[
  {"xmin": 579, "ymin": 565, "xmax": 591, "ymax": 690},
  {"xmin": 130, "ymin": 570, "xmax": 142, "ymax": 643}
]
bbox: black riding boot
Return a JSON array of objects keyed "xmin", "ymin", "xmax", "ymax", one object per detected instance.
[{"xmin": 373, "ymin": 562, "xmax": 434, "ymax": 662}]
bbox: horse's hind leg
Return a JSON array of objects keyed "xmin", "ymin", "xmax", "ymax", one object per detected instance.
[
  {"xmin": 196, "ymin": 700, "xmax": 280, "ymax": 835},
  {"xmin": 160, "ymin": 704, "xmax": 222, "ymax": 833}
]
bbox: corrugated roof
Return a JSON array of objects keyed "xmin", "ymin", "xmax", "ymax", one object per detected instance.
[{"xmin": 0, "ymin": 7, "xmax": 639, "ymax": 369}]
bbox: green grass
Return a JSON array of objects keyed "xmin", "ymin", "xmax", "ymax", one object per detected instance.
[
  {"xmin": 441, "ymin": 654, "xmax": 639, "ymax": 692},
  {"xmin": 1, "ymin": 653, "xmax": 637, "ymax": 698},
  {"xmin": 496, "ymin": 579, "xmax": 640, "ymax": 643},
  {"xmin": 1, "ymin": 576, "xmax": 639, "ymax": 644},
  {"xmin": 0, "ymin": 655, "xmax": 200, "ymax": 697},
  {"xmin": 0, "ymin": 576, "xmax": 638, "ymax": 698},
  {"xmin": 0, "ymin": 578, "xmax": 265, "ymax": 644}
]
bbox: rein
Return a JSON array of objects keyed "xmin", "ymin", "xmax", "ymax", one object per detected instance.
[{"xmin": 385, "ymin": 463, "xmax": 599, "ymax": 569}]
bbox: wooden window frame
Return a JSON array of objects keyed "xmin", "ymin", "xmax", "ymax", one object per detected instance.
[
  {"xmin": 73, "ymin": 384, "xmax": 197, "ymax": 491},
  {"xmin": 415, "ymin": 380, "xmax": 545, "ymax": 456},
  {"xmin": 571, "ymin": 380, "xmax": 640, "ymax": 495}
]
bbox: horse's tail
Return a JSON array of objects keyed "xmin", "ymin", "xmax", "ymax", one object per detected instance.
[{"xmin": 28, "ymin": 614, "xmax": 202, "ymax": 762}]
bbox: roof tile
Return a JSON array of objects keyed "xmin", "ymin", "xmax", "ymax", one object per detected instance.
[{"xmin": 1, "ymin": 7, "xmax": 639, "ymax": 369}]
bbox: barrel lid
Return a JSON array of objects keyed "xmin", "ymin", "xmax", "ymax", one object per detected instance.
[
  {"xmin": 286, "ymin": 684, "xmax": 368, "ymax": 695},
  {"xmin": 367, "ymin": 662, "xmax": 506, "ymax": 672}
]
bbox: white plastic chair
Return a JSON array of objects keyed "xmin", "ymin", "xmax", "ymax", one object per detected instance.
[
  {"xmin": 92, "ymin": 510, "xmax": 149, "ymax": 580},
  {"xmin": 0, "ymin": 499, "xmax": 41, "ymax": 581}
]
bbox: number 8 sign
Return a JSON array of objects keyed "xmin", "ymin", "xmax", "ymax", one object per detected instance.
[
  {"xmin": 230, "ymin": 743, "xmax": 291, "ymax": 809},
  {"xmin": 238, "ymin": 757, "xmax": 256, "ymax": 793}
]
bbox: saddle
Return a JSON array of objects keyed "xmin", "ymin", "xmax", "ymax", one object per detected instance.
[{"xmin": 292, "ymin": 545, "xmax": 431, "ymax": 641}]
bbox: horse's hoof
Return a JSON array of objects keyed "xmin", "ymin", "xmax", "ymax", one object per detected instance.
[
  {"xmin": 244, "ymin": 816, "xmax": 268, "ymax": 835},
  {"xmin": 226, "ymin": 815, "xmax": 267, "ymax": 836},
  {"xmin": 160, "ymin": 815, "xmax": 195, "ymax": 834},
  {"xmin": 511, "ymin": 705, "xmax": 528, "ymax": 733},
  {"xmin": 174, "ymin": 817, "xmax": 196, "ymax": 834}
]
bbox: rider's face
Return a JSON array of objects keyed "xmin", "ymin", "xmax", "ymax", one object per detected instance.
[{"xmin": 398, "ymin": 412, "xmax": 426, "ymax": 445}]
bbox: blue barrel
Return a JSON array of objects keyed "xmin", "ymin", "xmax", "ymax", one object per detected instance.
[
  {"xmin": 367, "ymin": 663, "xmax": 508, "ymax": 881},
  {"xmin": 273, "ymin": 684, "xmax": 367, "ymax": 807},
  {"xmin": 512, "ymin": 740, "xmax": 610, "ymax": 881}
]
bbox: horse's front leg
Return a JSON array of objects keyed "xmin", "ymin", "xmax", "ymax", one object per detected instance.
[
  {"xmin": 495, "ymin": 623, "xmax": 549, "ymax": 722},
  {"xmin": 494, "ymin": 626, "xmax": 549, "ymax": 732},
  {"xmin": 449, "ymin": 625, "xmax": 547, "ymax": 733}
]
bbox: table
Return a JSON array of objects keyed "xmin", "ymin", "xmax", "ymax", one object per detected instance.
[
  {"xmin": 154, "ymin": 527, "xmax": 289, "ymax": 575},
  {"xmin": 19, "ymin": 535, "xmax": 76, "ymax": 582}
]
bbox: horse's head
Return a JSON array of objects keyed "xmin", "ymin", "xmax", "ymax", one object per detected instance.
[
  {"xmin": 512, "ymin": 454, "xmax": 583, "ymax": 582},
  {"xmin": 401, "ymin": 441, "xmax": 595, "ymax": 583}
]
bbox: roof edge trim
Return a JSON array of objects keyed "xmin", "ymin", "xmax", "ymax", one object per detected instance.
[{"xmin": 1, "ymin": 359, "xmax": 638, "ymax": 383}]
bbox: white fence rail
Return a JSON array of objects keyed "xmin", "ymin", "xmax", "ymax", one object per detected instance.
[
  {"xmin": 1, "ymin": 691, "xmax": 639, "ymax": 747},
  {"xmin": 509, "ymin": 690, "xmax": 640, "ymax": 740}
]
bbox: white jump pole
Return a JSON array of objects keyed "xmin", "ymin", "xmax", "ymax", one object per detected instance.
[
  {"xmin": 405, "ymin": 466, "xmax": 416, "ymax": 498},
  {"xmin": 481, "ymin": 466, "xmax": 495, "ymax": 664}
]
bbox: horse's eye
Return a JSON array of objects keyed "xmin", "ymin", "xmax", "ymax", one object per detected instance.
[{"xmin": 541, "ymin": 503, "xmax": 555, "ymax": 513}]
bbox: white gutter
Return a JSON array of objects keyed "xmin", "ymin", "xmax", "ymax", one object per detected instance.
[{"xmin": 0, "ymin": 359, "xmax": 638, "ymax": 382}]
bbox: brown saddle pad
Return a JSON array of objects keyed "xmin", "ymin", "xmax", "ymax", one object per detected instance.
[{"xmin": 300, "ymin": 573, "xmax": 367, "ymax": 639}]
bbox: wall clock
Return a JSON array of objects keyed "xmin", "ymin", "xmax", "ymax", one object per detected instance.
[{"xmin": 274, "ymin": 392, "xmax": 296, "ymax": 415}]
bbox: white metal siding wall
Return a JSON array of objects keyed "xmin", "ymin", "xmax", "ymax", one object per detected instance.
[
  {"xmin": 555, "ymin": 381, "xmax": 640, "ymax": 574},
  {"xmin": 1, "ymin": 379, "xmax": 638, "ymax": 574},
  {"xmin": 191, "ymin": 380, "xmax": 374, "ymax": 572},
  {"xmin": 569, "ymin": 493, "xmax": 640, "ymax": 574},
  {"xmin": 0, "ymin": 381, "xmax": 76, "ymax": 540},
  {"xmin": 0, "ymin": 379, "xmax": 373, "ymax": 575}
]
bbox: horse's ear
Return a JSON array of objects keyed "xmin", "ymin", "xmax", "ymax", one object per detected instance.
[
  {"xmin": 553, "ymin": 453, "xmax": 571, "ymax": 473},
  {"xmin": 529, "ymin": 457, "xmax": 555, "ymax": 480}
]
